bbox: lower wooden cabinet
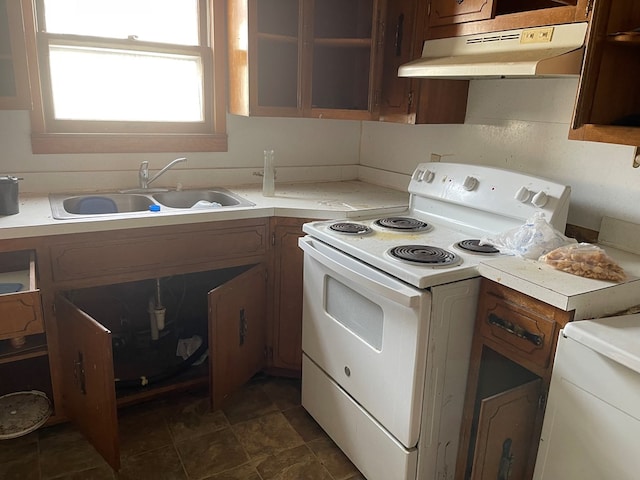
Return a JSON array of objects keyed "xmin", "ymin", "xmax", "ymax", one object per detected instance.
[
  {"xmin": 0, "ymin": 216, "xmax": 312, "ymax": 470},
  {"xmin": 55, "ymin": 262, "xmax": 267, "ymax": 470},
  {"xmin": 38, "ymin": 220, "xmax": 270, "ymax": 470},
  {"xmin": 268, "ymin": 217, "xmax": 310, "ymax": 374},
  {"xmin": 455, "ymin": 279, "xmax": 573, "ymax": 480}
]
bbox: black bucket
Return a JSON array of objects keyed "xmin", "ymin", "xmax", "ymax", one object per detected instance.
[{"xmin": 0, "ymin": 176, "xmax": 19, "ymax": 216}]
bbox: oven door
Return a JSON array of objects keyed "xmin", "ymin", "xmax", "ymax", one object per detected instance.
[{"xmin": 299, "ymin": 236, "xmax": 431, "ymax": 448}]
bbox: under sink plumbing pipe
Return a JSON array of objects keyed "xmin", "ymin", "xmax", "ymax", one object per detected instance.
[
  {"xmin": 154, "ymin": 278, "xmax": 166, "ymax": 331},
  {"xmin": 148, "ymin": 278, "xmax": 167, "ymax": 341}
]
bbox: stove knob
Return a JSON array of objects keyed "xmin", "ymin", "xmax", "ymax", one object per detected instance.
[
  {"xmin": 532, "ymin": 191, "xmax": 549, "ymax": 207},
  {"xmin": 462, "ymin": 176, "xmax": 479, "ymax": 191},
  {"xmin": 412, "ymin": 169, "xmax": 424, "ymax": 181},
  {"xmin": 515, "ymin": 186, "xmax": 532, "ymax": 203},
  {"xmin": 422, "ymin": 169, "xmax": 435, "ymax": 183}
]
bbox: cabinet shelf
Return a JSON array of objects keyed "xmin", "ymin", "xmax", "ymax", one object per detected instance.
[
  {"xmin": 257, "ymin": 32, "xmax": 298, "ymax": 44},
  {"xmin": 116, "ymin": 363, "xmax": 208, "ymax": 407},
  {"xmin": 0, "ymin": 334, "xmax": 48, "ymax": 365},
  {"xmin": 313, "ymin": 38, "xmax": 372, "ymax": 48}
]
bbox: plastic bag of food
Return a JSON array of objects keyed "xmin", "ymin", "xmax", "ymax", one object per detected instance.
[
  {"xmin": 481, "ymin": 212, "xmax": 576, "ymax": 259},
  {"xmin": 539, "ymin": 243, "xmax": 627, "ymax": 282}
]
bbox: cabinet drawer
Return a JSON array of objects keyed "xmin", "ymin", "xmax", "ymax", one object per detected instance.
[
  {"xmin": 48, "ymin": 222, "xmax": 268, "ymax": 283},
  {"xmin": 479, "ymin": 296, "xmax": 556, "ymax": 369},
  {"xmin": 0, "ymin": 253, "xmax": 44, "ymax": 340}
]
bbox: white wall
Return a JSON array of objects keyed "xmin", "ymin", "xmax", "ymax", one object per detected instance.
[
  {"xmin": 0, "ymin": 111, "xmax": 362, "ymax": 194},
  {"xmin": 2, "ymin": 77, "xmax": 638, "ymax": 231},
  {"xmin": 360, "ymin": 78, "xmax": 639, "ymax": 231}
]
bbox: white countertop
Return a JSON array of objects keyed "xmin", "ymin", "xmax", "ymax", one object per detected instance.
[
  {"xmin": 4, "ymin": 185, "xmax": 640, "ymax": 320},
  {"xmin": 480, "ymin": 245, "xmax": 640, "ymax": 320},
  {"xmin": 0, "ymin": 181, "xmax": 409, "ymax": 240}
]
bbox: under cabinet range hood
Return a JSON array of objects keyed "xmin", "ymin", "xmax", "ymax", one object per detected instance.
[{"xmin": 398, "ymin": 22, "xmax": 588, "ymax": 79}]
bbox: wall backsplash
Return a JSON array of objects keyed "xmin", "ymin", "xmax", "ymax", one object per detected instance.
[
  {"xmin": 1, "ymin": 78, "xmax": 637, "ymax": 231},
  {"xmin": 360, "ymin": 78, "xmax": 639, "ymax": 232},
  {"xmin": 0, "ymin": 113, "xmax": 362, "ymax": 194}
]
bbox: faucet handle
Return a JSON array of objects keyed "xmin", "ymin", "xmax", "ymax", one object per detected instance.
[{"xmin": 139, "ymin": 161, "xmax": 150, "ymax": 188}]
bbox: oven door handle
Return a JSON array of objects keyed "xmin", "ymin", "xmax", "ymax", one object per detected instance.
[{"xmin": 299, "ymin": 236, "xmax": 421, "ymax": 308}]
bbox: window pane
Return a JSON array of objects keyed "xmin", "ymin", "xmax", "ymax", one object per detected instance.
[
  {"xmin": 49, "ymin": 45, "xmax": 204, "ymax": 122},
  {"xmin": 43, "ymin": 0, "xmax": 199, "ymax": 45}
]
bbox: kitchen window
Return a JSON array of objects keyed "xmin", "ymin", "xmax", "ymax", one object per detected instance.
[{"xmin": 28, "ymin": 0, "xmax": 227, "ymax": 153}]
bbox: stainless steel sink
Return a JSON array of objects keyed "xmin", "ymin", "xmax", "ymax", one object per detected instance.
[
  {"xmin": 152, "ymin": 190, "xmax": 250, "ymax": 208},
  {"xmin": 49, "ymin": 188, "xmax": 254, "ymax": 220}
]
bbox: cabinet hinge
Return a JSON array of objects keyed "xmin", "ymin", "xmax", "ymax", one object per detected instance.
[
  {"xmin": 427, "ymin": 1, "xmax": 431, "ymax": 17},
  {"xmin": 374, "ymin": 90, "xmax": 381, "ymax": 107},
  {"xmin": 408, "ymin": 91, "xmax": 414, "ymax": 110},
  {"xmin": 264, "ymin": 346, "xmax": 273, "ymax": 361},
  {"xmin": 271, "ymin": 232, "xmax": 276, "ymax": 246},
  {"xmin": 52, "ymin": 302, "xmax": 56, "ymax": 315},
  {"xmin": 538, "ymin": 392, "xmax": 547, "ymax": 410}
]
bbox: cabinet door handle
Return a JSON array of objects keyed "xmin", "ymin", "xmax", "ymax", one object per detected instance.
[
  {"xmin": 239, "ymin": 308, "xmax": 247, "ymax": 346},
  {"xmin": 73, "ymin": 351, "xmax": 87, "ymax": 394},
  {"xmin": 488, "ymin": 313, "xmax": 543, "ymax": 346},
  {"xmin": 395, "ymin": 14, "xmax": 404, "ymax": 56}
]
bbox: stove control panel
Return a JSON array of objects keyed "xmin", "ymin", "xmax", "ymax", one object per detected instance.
[{"xmin": 408, "ymin": 162, "xmax": 571, "ymax": 232}]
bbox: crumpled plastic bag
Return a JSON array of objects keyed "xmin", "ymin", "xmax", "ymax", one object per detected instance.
[
  {"xmin": 540, "ymin": 243, "xmax": 627, "ymax": 282},
  {"xmin": 481, "ymin": 212, "xmax": 576, "ymax": 259}
]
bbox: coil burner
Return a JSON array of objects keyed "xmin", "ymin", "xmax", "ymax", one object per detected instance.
[
  {"xmin": 328, "ymin": 222, "xmax": 372, "ymax": 235},
  {"xmin": 455, "ymin": 239, "xmax": 500, "ymax": 255},
  {"xmin": 374, "ymin": 217, "xmax": 431, "ymax": 232},
  {"xmin": 388, "ymin": 245, "xmax": 461, "ymax": 266}
]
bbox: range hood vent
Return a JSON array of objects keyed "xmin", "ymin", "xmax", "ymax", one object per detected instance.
[{"xmin": 398, "ymin": 23, "xmax": 588, "ymax": 79}]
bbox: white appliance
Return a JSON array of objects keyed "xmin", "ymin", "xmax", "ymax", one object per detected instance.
[
  {"xmin": 533, "ymin": 315, "xmax": 640, "ymax": 480},
  {"xmin": 398, "ymin": 22, "xmax": 588, "ymax": 79},
  {"xmin": 299, "ymin": 162, "xmax": 571, "ymax": 480}
]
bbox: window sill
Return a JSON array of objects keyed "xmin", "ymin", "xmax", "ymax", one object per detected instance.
[{"xmin": 30, "ymin": 133, "xmax": 228, "ymax": 154}]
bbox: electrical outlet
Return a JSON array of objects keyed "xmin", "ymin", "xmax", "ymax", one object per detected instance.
[
  {"xmin": 521, "ymin": 27, "xmax": 554, "ymax": 44},
  {"xmin": 430, "ymin": 153, "xmax": 441, "ymax": 162}
]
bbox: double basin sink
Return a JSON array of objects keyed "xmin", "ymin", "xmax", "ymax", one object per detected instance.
[{"xmin": 49, "ymin": 188, "xmax": 255, "ymax": 220}]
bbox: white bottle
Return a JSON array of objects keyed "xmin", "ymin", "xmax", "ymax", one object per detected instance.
[{"xmin": 263, "ymin": 149, "xmax": 275, "ymax": 197}]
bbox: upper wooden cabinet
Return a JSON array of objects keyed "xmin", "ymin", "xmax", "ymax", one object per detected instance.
[
  {"xmin": 227, "ymin": 0, "xmax": 385, "ymax": 120},
  {"xmin": 378, "ymin": 0, "xmax": 469, "ymax": 124},
  {"xmin": 0, "ymin": 0, "xmax": 31, "ymax": 109},
  {"xmin": 570, "ymin": 0, "xmax": 640, "ymax": 147},
  {"xmin": 429, "ymin": 0, "xmax": 497, "ymax": 27},
  {"xmin": 426, "ymin": 0, "xmax": 591, "ymax": 39}
]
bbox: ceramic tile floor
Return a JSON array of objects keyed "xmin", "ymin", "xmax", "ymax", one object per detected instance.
[{"xmin": 0, "ymin": 375, "xmax": 366, "ymax": 480}]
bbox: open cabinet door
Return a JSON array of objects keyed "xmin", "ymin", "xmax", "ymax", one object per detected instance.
[
  {"xmin": 471, "ymin": 379, "xmax": 542, "ymax": 480},
  {"xmin": 209, "ymin": 264, "xmax": 267, "ymax": 410},
  {"xmin": 56, "ymin": 294, "xmax": 120, "ymax": 470}
]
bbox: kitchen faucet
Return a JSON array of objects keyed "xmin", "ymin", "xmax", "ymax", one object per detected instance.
[{"xmin": 138, "ymin": 157, "xmax": 187, "ymax": 189}]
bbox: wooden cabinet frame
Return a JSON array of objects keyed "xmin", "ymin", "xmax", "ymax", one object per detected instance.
[
  {"xmin": 426, "ymin": 0, "xmax": 592, "ymax": 40},
  {"xmin": 0, "ymin": 0, "xmax": 31, "ymax": 109},
  {"xmin": 455, "ymin": 279, "xmax": 574, "ymax": 480},
  {"xmin": 228, "ymin": 0, "xmax": 386, "ymax": 120},
  {"xmin": 33, "ymin": 219, "xmax": 270, "ymax": 470},
  {"xmin": 570, "ymin": 0, "xmax": 640, "ymax": 146}
]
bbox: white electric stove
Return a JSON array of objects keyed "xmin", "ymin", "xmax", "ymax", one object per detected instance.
[{"xmin": 299, "ymin": 162, "xmax": 571, "ymax": 480}]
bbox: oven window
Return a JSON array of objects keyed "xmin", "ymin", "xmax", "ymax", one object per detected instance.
[{"xmin": 325, "ymin": 277, "xmax": 383, "ymax": 351}]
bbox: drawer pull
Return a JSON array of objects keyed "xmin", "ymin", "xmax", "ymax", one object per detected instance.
[{"xmin": 488, "ymin": 314, "xmax": 543, "ymax": 346}]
